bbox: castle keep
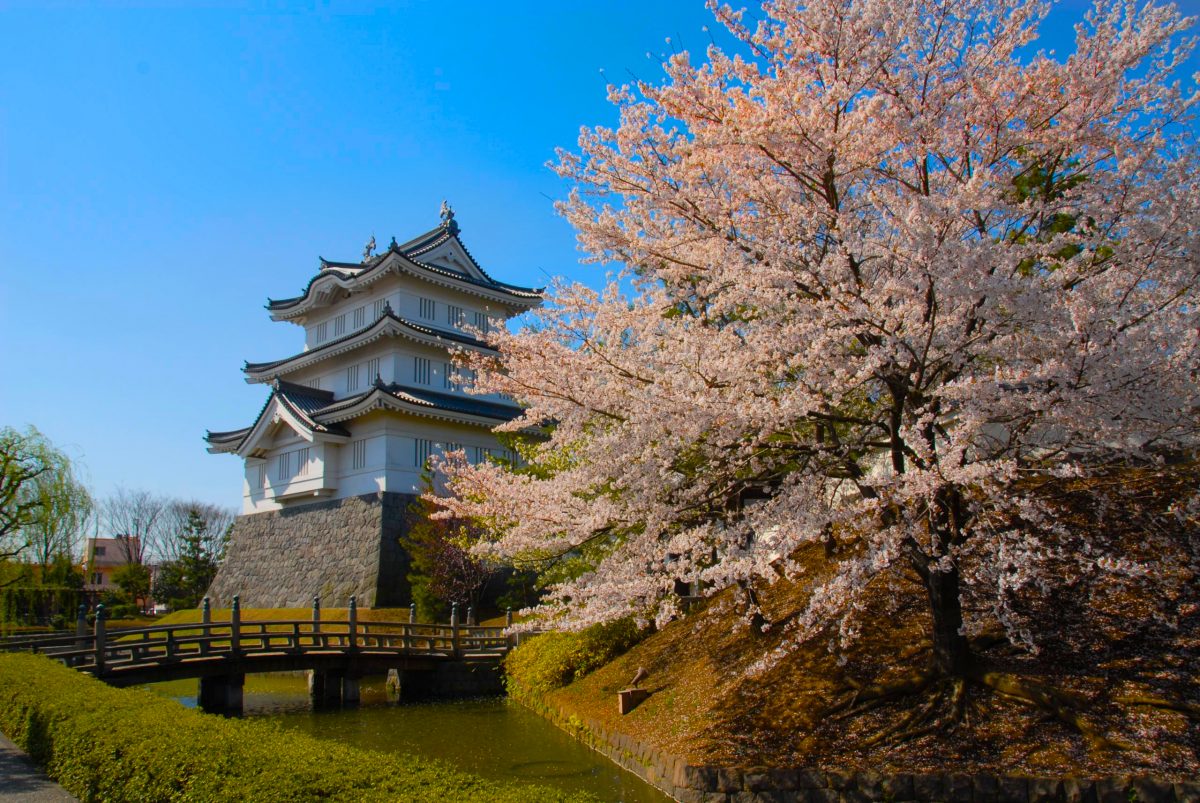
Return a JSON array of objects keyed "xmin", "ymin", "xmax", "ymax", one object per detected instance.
[{"xmin": 204, "ymin": 206, "xmax": 541, "ymax": 607}]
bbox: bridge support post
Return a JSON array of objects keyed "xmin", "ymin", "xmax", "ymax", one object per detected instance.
[
  {"xmin": 341, "ymin": 673, "xmax": 360, "ymax": 705},
  {"xmin": 308, "ymin": 670, "xmax": 344, "ymax": 707},
  {"xmin": 199, "ymin": 674, "xmax": 244, "ymax": 715},
  {"xmin": 200, "ymin": 597, "xmax": 211, "ymax": 656},
  {"xmin": 93, "ymin": 604, "xmax": 107, "ymax": 674}
]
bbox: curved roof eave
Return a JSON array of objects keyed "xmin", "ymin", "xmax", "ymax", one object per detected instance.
[
  {"xmin": 242, "ymin": 311, "xmax": 494, "ymax": 382},
  {"xmin": 316, "ymin": 385, "xmax": 522, "ymax": 429},
  {"xmin": 266, "ymin": 249, "xmax": 542, "ymax": 320}
]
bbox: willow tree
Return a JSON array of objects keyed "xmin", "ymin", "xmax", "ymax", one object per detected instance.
[{"xmin": 439, "ymin": 0, "xmax": 1200, "ymax": 733}]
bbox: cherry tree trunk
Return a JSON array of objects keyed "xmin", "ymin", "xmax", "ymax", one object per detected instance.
[{"xmin": 923, "ymin": 564, "xmax": 972, "ymax": 677}]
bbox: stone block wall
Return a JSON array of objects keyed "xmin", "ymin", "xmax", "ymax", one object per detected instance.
[{"xmin": 206, "ymin": 492, "xmax": 417, "ymax": 609}]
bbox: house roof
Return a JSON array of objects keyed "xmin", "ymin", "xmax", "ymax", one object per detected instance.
[
  {"xmin": 242, "ymin": 305, "xmax": 492, "ymax": 382},
  {"xmin": 266, "ymin": 219, "xmax": 542, "ymax": 318}
]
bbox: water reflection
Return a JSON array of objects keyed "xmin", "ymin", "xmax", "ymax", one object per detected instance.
[{"xmin": 145, "ymin": 674, "xmax": 670, "ymax": 803}]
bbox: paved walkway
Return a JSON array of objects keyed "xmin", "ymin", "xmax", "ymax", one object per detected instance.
[{"xmin": 0, "ymin": 733, "xmax": 76, "ymax": 802}]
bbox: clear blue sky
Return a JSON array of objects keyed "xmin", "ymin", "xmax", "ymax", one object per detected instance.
[{"xmin": 2, "ymin": 0, "xmax": 1197, "ymax": 510}]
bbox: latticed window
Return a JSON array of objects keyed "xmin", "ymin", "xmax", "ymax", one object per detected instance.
[
  {"xmin": 314, "ymin": 322, "xmax": 328, "ymax": 343},
  {"xmin": 353, "ymin": 305, "xmax": 366, "ymax": 328},
  {"xmin": 347, "ymin": 364, "xmax": 360, "ymax": 391},
  {"xmin": 373, "ymin": 299, "xmax": 386, "ymax": 319},
  {"xmin": 473, "ymin": 311, "xmax": 490, "ymax": 334},
  {"xmin": 366, "ymin": 358, "xmax": 380, "ymax": 384},
  {"xmin": 470, "ymin": 446, "xmax": 485, "ymax": 465},
  {"xmin": 419, "ymin": 297, "xmax": 436, "ymax": 320},
  {"xmin": 443, "ymin": 362, "xmax": 454, "ymax": 389},
  {"xmin": 296, "ymin": 447, "xmax": 310, "ymax": 476},
  {"xmin": 352, "ymin": 440, "xmax": 367, "ymax": 470},
  {"xmin": 447, "ymin": 305, "xmax": 466, "ymax": 327},
  {"xmin": 414, "ymin": 357, "xmax": 431, "ymax": 384},
  {"xmin": 276, "ymin": 452, "xmax": 291, "ymax": 481},
  {"xmin": 333, "ymin": 314, "xmax": 346, "ymax": 337},
  {"xmin": 414, "ymin": 438, "xmax": 433, "ymax": 467}
]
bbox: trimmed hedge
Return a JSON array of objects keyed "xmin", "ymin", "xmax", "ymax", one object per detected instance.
[
  {"xmin": 504, "ymin": 619, "xmax": 645, "ymax": 698},
  {"xmin": 0, "ymin": 653, "xmax": 592, "ymax": 802}
]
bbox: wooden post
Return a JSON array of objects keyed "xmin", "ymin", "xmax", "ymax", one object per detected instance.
[
  {"xmin": 505, "ymin": 607, "xmax": 513, "ymax": 627},
  {"xmin": 505, "ymin": 607, "xmax": 514, "ymax": 651},
  {"xmin": 93, "ymin": 604, "xmax": 107, "ymax": 673},
  {"xmin": 409, "ymin": 603, "xmax": 416, "ymax": 623},
  {"xmin": 312, "ymin": 595, "xmax": 321, "ymax": 648},
  {"xmin": 70, "ymin": 604, "xmax": 87, "ymax": 667},
  {"xmin": 450, "ymin": 604, "xmax": 460, "ymax": 658},
  {"xmin": 467, "ymin": 605, "xmax": 476, "ymax": 626},
  {"xmin": 200, "ymin": 597, "xmax": 211, "ymax": 655},
  {"xmin": 347, "ymin": 595, "xmax": 358, "ymax": 652},
  {"xmin": 230, "ymin": 595, "xmax": 241, "ymax": 654}
]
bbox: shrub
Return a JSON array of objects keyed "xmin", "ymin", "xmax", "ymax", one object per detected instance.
[
  {"xmin": 0, "ymin": 653, "xmax": 592, "ymax": 802},
  {"xmin": 505, "ymin": 618, "xmax": 645, "ymax": 698}
]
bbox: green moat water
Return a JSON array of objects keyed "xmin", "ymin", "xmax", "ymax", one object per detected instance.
[{"xmin": 146, "ymin": 675, "xmax": 670, "ymax": 803}]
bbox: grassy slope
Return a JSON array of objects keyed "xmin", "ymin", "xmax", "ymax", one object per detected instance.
[{"xmin": 534, "ymin": 471, "xmax": 1200, "ymax": 782}]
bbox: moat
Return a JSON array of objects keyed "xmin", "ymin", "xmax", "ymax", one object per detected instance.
[{"xmin": 146, "ymin": 674, "xmax": 669, "ymax": 802}]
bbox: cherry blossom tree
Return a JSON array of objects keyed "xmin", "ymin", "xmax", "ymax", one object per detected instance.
[{"xmin": 439, "ymin": 0, "xmax": 1200, "ymax": 731}]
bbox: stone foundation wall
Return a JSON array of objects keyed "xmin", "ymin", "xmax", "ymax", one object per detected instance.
[
  {"xmin": 511, "ymin": 688, "xmax": 1199, "ymax": 803},
  {"xmin": 206, "ymin": 492, "xmax": 417, "ymax": 609}
]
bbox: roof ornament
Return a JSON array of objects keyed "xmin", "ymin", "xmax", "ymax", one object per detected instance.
[
  {"xmin": 389, "ymin": 236, "xmax": 398, "ymax": 250},
  {"xmin": 440, "ymin": 199, "xmax": 459, "ymax": 234},
  {"xmin": 381, "ymin": 300, "xmax": 393, "ymax": 318},
  {"xmin": 362, "ymin": 234, "xmax": 376, "ymax": 262},
  {"xmin": 373, "ymin": 373, "xmax": 386, "ymax": 389}
]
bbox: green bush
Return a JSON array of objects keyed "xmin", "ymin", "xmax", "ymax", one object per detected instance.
[
  {"xmin": 504, "ymin": 618, "xmax": 645, "ymax": 698},
  {"xmin": 0, "ymin": 653, "xmax": 592, "ymax": 802}
]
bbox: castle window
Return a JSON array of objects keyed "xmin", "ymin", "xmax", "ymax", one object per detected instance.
[
  {"xmin": 447, "ymin": 305, "xmax": 466, "ymax": 327},
  {"xmin": 347, "ymin": 364, "xmax": 360, "ymax": 391},
  {"xmin": 352, "ymin": 440, "xmax": 367, "ymax": 470},
  {"xmin": 373, "ymin": 299, "xmax": 386, "ymax": 319},
  {"xmin": 333, "ymin": 314, "xmax": 346, "ymax": 337},
  {"xmin": 366, "ymin": 358, "xmax": 380, "ymax": 384},
  {"xmin": 414, "ymin": 438, "xmax": 433, "ymax": 467},
  {"xmin": 307, "ymin": 377, "xmax": 321, "ymax": 390},
  {"xmin": 419, "ymin": 298, "xmax": 436, "ymax": 320},
  {"xmin": 473, "ymin": 311, "xmax": 490, "ymax": 334},
  {"xmin": 443, "ymin": 362, "xmax": 454, "ymax": 389},
  {"xmin": 353, "ymin": 305, "xmax": 366, "ymax": 329},
  {"xmin": 414, "ymin": 357, "xmax": 431, "ymax": 385},
  {"xmin": 469, "ymin": 446, "xmax": 485, "ymax": 464},
  {"xmin": 296, "ymin": 448, "xmax": 310, "ymax": 476},
  {"xmin": 276, "ymin": 452, "xmax": 291, "ymax": 481},
  {"xmin": 445, "ymin": 442, "xmax": 463, "ymax": 455},
  {"xmin": 256, "ymin": 463, "xmax": 266, "ymax": 488},
  {"xmin": 314, "ymin": 322, "xmax": 328, "ymax": 343}
]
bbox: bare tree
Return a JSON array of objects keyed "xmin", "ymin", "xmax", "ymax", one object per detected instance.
[
  {"xmin": 155, "ymin": 500, "xmax": 236, "ymax": 563},
  {"xmin": 100, "ymin": 488, "xmax": 167, "ymax": 565}
]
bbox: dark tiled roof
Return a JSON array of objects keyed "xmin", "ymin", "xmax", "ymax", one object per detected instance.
[
  {"xmin": 205, "ymin": 427, "xmax": 251, "ymax": 444},
  {"xmin": 318, "ymin": 382, "xmax": 523, "ymax": 423},
  {"xmin": 243, "ymin": 311, "xmax": 490, "ymax": 376},
  {"xmin": 266, "ymin": 222, "xmax": 542, "ymax": 311}
]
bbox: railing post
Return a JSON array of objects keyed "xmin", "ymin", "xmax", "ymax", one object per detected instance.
[
  {"xmin": 201, "ymin": 597, "xmax": 211, "ymax": 655},
  {"xmin": 467, "ymin": 605, "xmax": 476, "ymax": 627},
  {"xmin": 409, "ymin": 603, "xmax": 416, "ymax": 624},
  {"xmin": 347, "ymin": 596, "xmax": 357, "ymax": 652},
  {"xmin": 312, "ymin": 595, "xmax": 321, "ymax": 648},
  {"xmin": 450, "ymin": 604, "xmax": 460, "ymax": 658},
  {"xmin": 505, "ymin": 607, "xmax": 513, "ymax": 628},
  {"xmin": 93, "ymin": 604, "xmax": 107, "ymax": 673},
  {"xmin": 230, "ymin": 595, "xmax": 241, "ymax": 654},
  {"xmin": 505, "ymin": 607, "xmax": 514, "ymax": 652}
]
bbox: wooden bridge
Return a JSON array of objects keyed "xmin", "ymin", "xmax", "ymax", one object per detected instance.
[{"xmin": 1, "ymin": 596, "xmax": 511, "ymax": 714}]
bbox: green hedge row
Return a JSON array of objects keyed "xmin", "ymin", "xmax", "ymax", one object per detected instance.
[
  {"xmin": 504, "ymin": 619, "xmax": 645, "ymax": 699},
  {"xmin": 0, "ymin": 653, "xmax": 591, "ymax": 802}
]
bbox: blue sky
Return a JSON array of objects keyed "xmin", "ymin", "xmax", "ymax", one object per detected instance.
[{"xmin": 2, "ymin": 0, "xmax": 1198, "ymax": 510}]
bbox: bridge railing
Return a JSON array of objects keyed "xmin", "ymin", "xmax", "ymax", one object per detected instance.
[{"xmin": 0, "ymin": 598, "xmax": 512, "ymax": 676}]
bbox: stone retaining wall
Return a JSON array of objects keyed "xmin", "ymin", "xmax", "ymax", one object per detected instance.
[
  {"xmin": 206, "ymin": 492, "xmax": 416, "ymax": 608},
  {"xmin": 511, "ymin": 688, "xmax": 1198, "ymax": 803}
]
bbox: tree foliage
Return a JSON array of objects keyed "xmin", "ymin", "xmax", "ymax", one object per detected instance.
[
  {"xmin": 439, "ymin": 0, "xmax": 1200, "ymax": 696},
  {"xmin": 403, "ymin": 488, "xmax": 496, "ymax": 621},
  {"xmin": 0, "ymin": 427, "xmax": 90, "ymax": 566},
  {"xmin": 153, "ymin": 508, "xmax": 224, "ymax": 610}
]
